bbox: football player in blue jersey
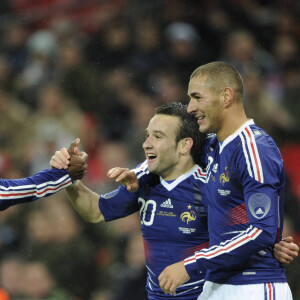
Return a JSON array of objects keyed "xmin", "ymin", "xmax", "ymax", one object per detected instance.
[
  {"xmin": 157, "ymin": 61, "xmax": 297, "ymax": 299},
  {"xmin": 51, "ymin": 101, "xmax": 298, "ymax": 299},
  {"xmin": 0, "ymin": 140, "xmax": 87, "ymax": 211},
  {"xmin": 52, "ymin": 102, "xmax": 209, "ymax": 299}
]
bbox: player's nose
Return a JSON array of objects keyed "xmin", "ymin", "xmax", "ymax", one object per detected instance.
[
  {"xmin": 187, "ymin": 99, "xmax": 197, "ymax": 114},
  {"xmin": 143, "ymin": 136, "xmax": 152, "ymax": 150}
]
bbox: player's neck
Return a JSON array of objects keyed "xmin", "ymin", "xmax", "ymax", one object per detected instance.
[
  {"xmin": 217, "ymin": 108, "xmax": 248, "ymax": 142},
  {"xmin": 162, "ymin": 158, "xmax": 195, "ymax": 181}
]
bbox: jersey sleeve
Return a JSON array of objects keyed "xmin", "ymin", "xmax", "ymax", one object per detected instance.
[
  {"xmin": 184, "ymin": 134, "xmax": 285, "ymax": 277},
  {"xmin": 237, "ymin": 133, "xmax": 284, "ymax": 238},
  {"xmin": 0, "ymin": 168, "xmax": 72, "ymax": 211},
  {"xmin": 99, "ymin": 185, "xmax": 140, "ymax": 221}
]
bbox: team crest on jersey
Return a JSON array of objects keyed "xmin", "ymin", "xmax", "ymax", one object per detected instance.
[
  {"xmin": 180, "ymin": 206, "xmax": 196, "ymax": 224},
  {"xmin": 220, "ymin": 167, "xmax": 230, "ymax": 186}
]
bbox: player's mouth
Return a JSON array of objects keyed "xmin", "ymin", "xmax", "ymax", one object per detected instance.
[
  {"xmin": 197, "ymin": 115, "xmax": 205, "ymax": 124},
  {"xmin": 146, "ymin": 153, "xmax": 157, "ymax": 162}
]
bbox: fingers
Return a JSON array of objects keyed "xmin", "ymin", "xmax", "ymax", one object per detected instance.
[
  {"xmin": 158, "ymin": 261, "xmax": 189, "ymax": 295},
  {"xmin": 50, "ymin": 148, "xmax": 70, "ymax": 169},
  {"xmin": 126, "ymin": 182, "xmax": 139, "ymax": 192},
  {"xmin": 67, "ymin": 138, "xmax": 80, "ymax": 155},
  {"xmin": 158, "ymin": 271, "xmax": 177, "ymax": 296},
  {"xmin": 280, "ymin": 237, "xmax": 299, "ymax": 254},
  {"xmin": 158, "ymin": 272, "xmax": 170, "ymax": 294},
  {"xmin": 274, "ymin": 244, "xmax": 291, "ymax": 264},
  {"xmin": 107, "ymin": 168, "xmax": 130, "ymax": 183},
  {"xmin": 107, "ymin": 167, "xmax": 130, "ymax": 179},
  {"xmin": 68, "ymin": 161, "xmax": 88, "ymax": 180},
  {"xmin": 115, "ymin": 171, "xmax": 134, "ymax": 184},
  {"xmin": 169, "ymin": 282, "xmax": 178, "ymax": 296},
  {"xmin": 79, "ymin": 151, "xmax": 89, "ymax": 163},
  {"xmin": 282, "ymin": 236, "xmax": 293, "ymax": 243},
  {"xmin": 107, "ymin": 167, "xmax": 139, "ymax": 192},
  {"xmin": 274, "ymin": 238, "xmax": 299, "ymax": 264},
  {"xmin": 67, "ymin": 151, "xmax": 88, "ymax": 181}
]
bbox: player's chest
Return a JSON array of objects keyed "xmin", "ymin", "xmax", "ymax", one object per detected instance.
[
  {"xmin": 138, "ymin": 187, "xmax": 205, "ymax": 240},
  {"xmin": 206, "ymin": 149, "xmax": 240, "ymax": 206}
]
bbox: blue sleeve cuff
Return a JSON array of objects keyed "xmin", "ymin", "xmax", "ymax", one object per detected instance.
[
  {"xmin": 184, "ymin": 255, "xmax": 206, "ymax": 279},
  {"xmin": 184, "ymin": 257, "xmax": 199, "ymax": 278}
]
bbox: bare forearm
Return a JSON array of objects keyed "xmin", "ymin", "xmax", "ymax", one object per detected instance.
[{"xmin": 66, "ymin": 181, "xmax": 104, "ymax": 223}]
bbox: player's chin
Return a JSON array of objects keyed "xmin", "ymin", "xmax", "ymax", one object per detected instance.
[
  {"xmin": 199, "ymin": 124, "xmax": 210, "ymax": 134},
  {"xmin": 147, "ymin": 161, "xmax": 157, "ymax": 173}
]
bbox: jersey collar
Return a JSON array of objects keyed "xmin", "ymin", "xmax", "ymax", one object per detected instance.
[
  {"xmin": 219, "ymin": 119, "xmax": 254, "ymax": 153},
  {"xmin": 160, "ymin": 165, "xmax": 200, "ymax": 191}
]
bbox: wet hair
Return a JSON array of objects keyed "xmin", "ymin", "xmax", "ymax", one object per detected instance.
[
  {"xmin": 190, "ymin": 61, "xmax": 244, "ymax": 99},
  {"xmin": 154, "ymin": 102, "xmax": 206, "ymax": 165}
]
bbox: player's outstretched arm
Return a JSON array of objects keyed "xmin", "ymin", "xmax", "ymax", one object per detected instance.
[
  {"xmin": 107, "ymin": 167, "xmax": 139, "ymax": 192},
  {"xmin": 66, "ymin": 180, "xmax": 103, "ymax": 223},
  {"xmin": 0, "ymin": 139, "xmax": 86, "ymax": 211},
  {"xmin": 274, "ymin": 236, "xmax": 299, "ymax": 264},
  {"xmin": 50, "ymin": 139, "xmax": 104, "ymax": 223},
  {"xmin": 67, "ymin": 166, "xmax": 138, "ymax": 222}
]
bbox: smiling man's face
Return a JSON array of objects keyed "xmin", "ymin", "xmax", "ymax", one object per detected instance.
[
  {"xmin": 143, "ymin": 114, "xmax": 182, "ymax": 180},
  {"xmin": 187, "ymin": 76, "xmax": 223, "ymax": 135}
]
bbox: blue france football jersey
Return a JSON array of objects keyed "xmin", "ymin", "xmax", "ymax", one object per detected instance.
[
  {"xmin": 184, "ymin": 120, "xmax": 287, "ymax": 285},
  {"xmin": 99, "ymin": 164, "xmax": 208, "ymax": 299},
  {"xmin": 0, "ymin": 168, "xmax": 72, "ymax": 210}
]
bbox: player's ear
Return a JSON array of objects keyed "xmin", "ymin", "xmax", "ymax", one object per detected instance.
[
  {"xmin": 180, "ymin": 137, "xmax": 193, "ymax": 155},
  {"xmin": 222, "ymin": 87, "xmax": 234, "ymax": 108}
]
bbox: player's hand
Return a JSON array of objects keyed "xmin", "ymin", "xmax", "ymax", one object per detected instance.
[
  {"xmin": 274, "ymin": 236, "xmax": 299, "ymax": 264},
  {"xmin": 158, "ymin": 261, "xmax": 190, "ymax": 296},
  {"xmin": 107, "ymin": 167, "xmax": 139, "ymax": 192},
  {"xmin": 49, "ymin": 138, "xmax": 88, "ymax": 181},
  {"xmin": 50, "ymin": 138, "xmax": 80, "ymax": 169},
  {"xmin": 68, "ymin": 151, "xmax": 88, "ymax": 181}
]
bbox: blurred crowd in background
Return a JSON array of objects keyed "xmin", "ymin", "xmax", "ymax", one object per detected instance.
[{"xmin": 0, "ymin": 0, "xmax": 299, "ymax": 299}]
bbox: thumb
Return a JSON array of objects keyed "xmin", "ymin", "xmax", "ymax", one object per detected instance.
[
  {"xmin": 80, "ymin": 151, "xmax": 88, "ymax": 163},
  {"xmin": 68, "ymin": 138, "xmax": 80, "ymax": 155}
]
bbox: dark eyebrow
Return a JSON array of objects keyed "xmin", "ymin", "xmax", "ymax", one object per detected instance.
[
  {"xmin": 145, "ymin": 129, "xmax": 166, "ymax": 136},
  {"xmin": 189, "ymin": 92, "xmax": 201, "ymax": 97}
]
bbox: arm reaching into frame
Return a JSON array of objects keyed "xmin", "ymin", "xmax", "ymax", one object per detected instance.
[
  {"xmin": 0, "ymin": 139, "xmax": 88, "ymax": 211},
  {"xmin": 157, "ymin": 236, "xmax": 299, "ymax": 295}
]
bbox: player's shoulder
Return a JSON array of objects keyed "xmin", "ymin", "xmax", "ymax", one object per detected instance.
[
  {"xmin": 235, "ymin": 121, "xmax": 283, "ymax": 164},
  {"xmin": 187, "ymin": 164, "xmax": 206, "ymax": 185},
  {"xmin": 232, "ymin": 120, "xmax": 276, "ymax": 148},
  {"xmin": 245, "ymin": 122, "xmax": 280, "ymax": 153}
]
